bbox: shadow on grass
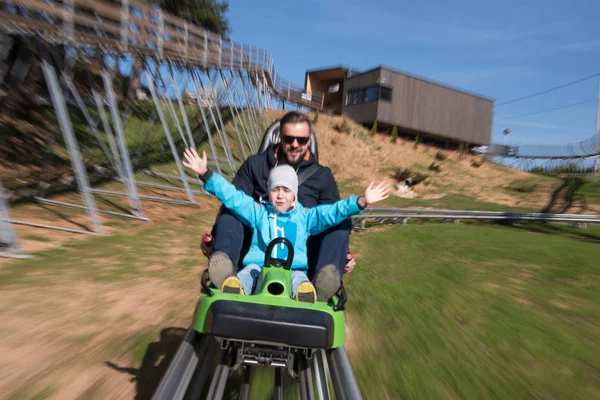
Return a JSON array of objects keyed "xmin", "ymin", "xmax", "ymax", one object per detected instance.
[
  {"xmin": 501, "ymin": 221, "xmax": 600, "ymax": 244},
  {"xmin": 37, "ymin": 203, "xmax": 90, "ymax": 231},
  {"xmin": 540, "ymin": 177, "xmax": 586, "ymax": 214},
  {"xmin": 96, "ymin": 195, "xmax": 133, "ymax": 215},
  {"xmin": 105, "ymin": 327, "xmax": 186, "ymax": 400}
]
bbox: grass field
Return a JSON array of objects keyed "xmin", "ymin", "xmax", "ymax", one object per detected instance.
[
  {"xmin": 2, "ymin": 206, "xmax": 599, "ymax": 398},
  {"xmin": 347, "ymin": 223, "xmax": 600, "ymax": 399}
]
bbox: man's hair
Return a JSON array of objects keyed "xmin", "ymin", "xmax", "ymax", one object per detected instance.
[{"xmin": 279, "ymin": 111, "xmax": 312, "ymax": 135}]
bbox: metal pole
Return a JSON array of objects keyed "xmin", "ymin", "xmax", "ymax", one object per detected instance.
[
  {"xmin": 102, "ymin": 66, "xmax": 145, "ymax": 217},
  {"xmin": 238, "ymin": 366, "xmax": 252, "ymax": 400},
  {"xmin": 3, "ymin": 219, "xmax": 96, "ymax": 235},
  {"xmin": 207, "ymin": 69, "xmax": 238, "ymax": 172},
  {"xmin": 233, "ymin": 69, "xmax": 256, "ymax": 143},
  {"xmin": 91, "ymin": 87, "xmax": 124, "ymax": 178},
  {"xmin": 40, "ymin": 49, "xmax": 103, "ymax": 234},
  {"xmin": 169, "ymin": 67, "xmax": 196, "ymax": 148},
  {"xmin": 145, "ymin": 69, "xmax": 197, "ymax": 204},
  {"xmin": 151, "ymin": 329, "xmax": 201, "ymax": 400},
  {"xmin": 594, "ymin": 76, "xmax": 600, "ymax": 173},
  {"xmin": 314, "ymin": 350, "xmax": 331, "ymax": 400},
  {"xmin": 195, "ymin": 69, "xmax": 236, "ymax": 174},
  {"xmin": 189, "ymin": 67, "xmax": 223, "ymax": 174},
  {"xmin": 90, "ymin": 189, "xmax": 197, "ymax": 206},
  {"xmin": 326, "ymin": 347, "xmax": 362, "ymax": 400},
  {"xmin": 33, "ymin": 197, "xmax": 149, "ymax": 220},
  {"xmin": 206, "ymin": 348, "xmax": 232, "ymax": 400},
  {"xmin": 219, "ymin": 69, "xmax": 248, "ymax": 159},
  {"xmin": 238, "ymin": 71, "xmax": 262, "ymax": 145},
  {"xmin": 0, "ymin": 177, "xmax": 30, "ymax": 258},
  {"xmin": 274, "ymin": 368, "xmax": 284, "ymax": 400},
  {"xmin": 299, "ymin": 355, "xmax": 315, "ymax": 400},
  {"xmin": 249, "ymin": 71, "xmax": 268, "ymax": 131},
  {"xmin": 61, "ymin": 70, "xmax": 117, "ymax": 170},
  {"xmin": 246, "ymin": 72, "xmax": 264, "ymax": 136},
  {"xmin": 229, "ymin": 70, "xmax": 258, "ymax": 153}
]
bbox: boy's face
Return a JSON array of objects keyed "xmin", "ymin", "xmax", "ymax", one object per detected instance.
[{"xmin": 269, "ymin": 186, "xmax": 295, "ymax": 213}]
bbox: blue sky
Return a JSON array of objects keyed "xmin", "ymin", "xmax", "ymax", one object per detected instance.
[{"xmin": 228, "ymin": 0, "xmax": 600, "ymax": 146}]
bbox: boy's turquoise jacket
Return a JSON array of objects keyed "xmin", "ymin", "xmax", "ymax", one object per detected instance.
[{"xmin": 203, "ymin": 171, "xmax": 364, "ymax": 271}]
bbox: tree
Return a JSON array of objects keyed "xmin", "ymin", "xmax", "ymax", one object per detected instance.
[{"xmin": 159, "ymin": 0, "xmax": 230, "ymax": 37}]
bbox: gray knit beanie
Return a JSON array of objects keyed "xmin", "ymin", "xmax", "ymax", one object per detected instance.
[{"xmin": 268, "ymin": 165, "xmax": 298, "ymax": 200}]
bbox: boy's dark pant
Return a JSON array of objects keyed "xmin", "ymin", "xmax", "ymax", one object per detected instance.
[{"xmin": 212, "ymin": 207, "xmax": 351, "ymax": 279}]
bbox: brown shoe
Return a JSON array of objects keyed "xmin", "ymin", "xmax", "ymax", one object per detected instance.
[
  {"xmin": 208, "ymin": 251, "xmax": 234, "ymax": 289},
  {"xmin": 314, "ymin": 264, "xmax": 341, "ymax": 302}
]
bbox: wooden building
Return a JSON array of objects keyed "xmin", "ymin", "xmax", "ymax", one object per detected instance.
[{"xmin": 305, "ymin": 65, "xmax": 494, "ymax": 146}]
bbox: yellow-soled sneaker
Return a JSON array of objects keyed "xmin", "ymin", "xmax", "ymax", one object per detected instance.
[
  {"xmin": 295, "ymin": 281, "xmax": 317, "ymax": 303},
  {"xmin": 222, "ymin": 276, "xmax": 245, "ymax": 295}
]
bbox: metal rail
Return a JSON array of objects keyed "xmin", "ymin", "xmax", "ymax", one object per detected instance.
[
  {"xmin": 353, "ymin": 207, "xmax": 600, "ymax": 226},
  {"xmin": 152, "ymin": 332, "xmax": 362, "ymax": 400}
]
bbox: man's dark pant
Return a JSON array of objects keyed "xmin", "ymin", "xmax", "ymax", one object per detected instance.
[{"xmin": 212, "ymin": 207, "xmax": 351, "ymax": 279}]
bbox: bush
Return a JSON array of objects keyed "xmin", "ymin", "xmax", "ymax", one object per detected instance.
[
  {"xmin": 390, "ymin": 167, "xmax": 428, "ymax": 185},
  {"xmin": 333, "ymin": 119, "xmax": 352, "ymax": 134},
  {"xmin": 471, "ymin": 159, "xmax": 482, "ymax": 168},
  {"xmin": 390, "ymin": 125, "xmax": 398, "ymax": 143},
  {"xmin": 428, "ymin": 162, "xmax": 441, "ymax": 172},
  {"xmin": 434, "ymin": 151, "xmax": 447, "ymax": 161},
  {"xmin": 508, "ymin": 181, "xmax": 538, "ymax": 193},
  {"xmin": 312, "ymin": 109, "xmax": 319, "ymax": 124}
]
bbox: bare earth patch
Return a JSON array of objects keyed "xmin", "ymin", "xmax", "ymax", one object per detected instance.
[{"xmin": 0, "ymin": 277, "xmax": 203, "ymax": 399}]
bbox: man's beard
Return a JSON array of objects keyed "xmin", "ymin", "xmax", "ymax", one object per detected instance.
[{"xmin": 283, "ymin": 147, "xmax": 308, "ymax": 165}]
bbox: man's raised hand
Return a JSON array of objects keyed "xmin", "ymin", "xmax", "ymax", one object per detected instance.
[
  {"xmin": 183, "ymin": 147, "xmax": 208, "ymax": 176},
  {"xmin": 358, "ymin": 181, "xmax": 393, "ymax": 208}
]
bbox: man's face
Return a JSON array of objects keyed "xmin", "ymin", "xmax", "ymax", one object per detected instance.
[
  {"xmin": 280, "ymin": 122, "xmax": 311, "ymax": 165},
  {"xmin": 269, "ymin": 186, "xmax": 295, "ymax": 213}
]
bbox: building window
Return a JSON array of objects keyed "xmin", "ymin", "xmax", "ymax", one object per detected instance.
[
  {"xmin": 346, "ymin": 85, "xmax": 392, "ymax": 105},
  {"xmin": 379, "ymin": 86, "xmax": 392, "ymax": 101}
]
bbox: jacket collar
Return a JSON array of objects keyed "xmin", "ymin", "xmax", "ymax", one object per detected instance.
[{"xmin": 266, "ymin": 145, "xmax": 317, "ymax": 171}]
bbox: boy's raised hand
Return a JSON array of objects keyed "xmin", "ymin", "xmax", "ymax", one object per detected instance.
[
  {"xmin": 183, "ymin": 147, "xmax": 208, "ymax": 176},
  {"xmin": 358, "ymin": 181, "xmax": 393, "ymax": 208}
]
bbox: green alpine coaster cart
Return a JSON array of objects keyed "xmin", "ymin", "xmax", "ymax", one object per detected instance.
[
  {"xmin": 152, "ymin": 237, "xmax": 363, "ymax": 400},
  {"xmin": 152, "ymin": 120, "xmax": 362, "ymax": 399}
]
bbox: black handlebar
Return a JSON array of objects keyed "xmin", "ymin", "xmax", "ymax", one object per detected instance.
[{"xmin": 264, "ymin": 237, "xmax": 294, "ymax": 270}]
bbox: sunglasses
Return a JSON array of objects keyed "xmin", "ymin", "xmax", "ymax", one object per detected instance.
[{"xmin": 281, "ymin": 135, "xmax": 310, "ymax": 146}]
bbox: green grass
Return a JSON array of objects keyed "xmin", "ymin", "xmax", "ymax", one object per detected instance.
[
  {"xmin": 345, "ymin": 222, "xmax": 600, "ymax": 399},
  {"xmin": 22, "ymin": 234, "xmax": 53, "ymax": 242},
  {"xmin": 0, "ymin": 211, "xmax": 210, "ymax": 287},
  {"xmin": 579, "ymin": 179, "xmax": 600, "ymax": 205}
]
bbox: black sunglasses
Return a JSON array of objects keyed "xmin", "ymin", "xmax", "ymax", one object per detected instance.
[{"xmin": 281, "ymin": 135, "xmax": 310, "ymax": 146}]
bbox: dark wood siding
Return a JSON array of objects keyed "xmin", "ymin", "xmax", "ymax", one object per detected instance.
[
  {"xmin": 342, "ymin": 67, "xmax": 493, "ymax": 145},
  {"xmin": 342, "ymin": 69, "xmax": 380, "ymax": 123}
]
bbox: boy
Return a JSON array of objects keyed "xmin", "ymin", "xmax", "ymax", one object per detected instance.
[{"xmin": 183, "ymin": 147, "xmax": 391, "ymax": 303}]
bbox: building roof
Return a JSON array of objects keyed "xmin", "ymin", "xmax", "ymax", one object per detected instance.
[{"xmin": 346, "ymin": 65, "xmax": 495, "ymax": 102}]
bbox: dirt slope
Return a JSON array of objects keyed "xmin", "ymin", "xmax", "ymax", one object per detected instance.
[{"xmin": 265, "ymin": 110, "xmax": 569, "ymax": 210}]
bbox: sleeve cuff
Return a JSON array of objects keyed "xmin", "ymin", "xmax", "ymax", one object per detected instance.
[
  {"xmin": 198, "ymin": 169, "xmax": 213, "ymax": 183},
  {"xmin": 356, "ymin": 196, "xmax": 366, "ymax": 210}
]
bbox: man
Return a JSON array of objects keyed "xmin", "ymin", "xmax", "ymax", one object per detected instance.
[{"xmin": 206, "ymin": 111, "xmax": 353, "ymax": 302}]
